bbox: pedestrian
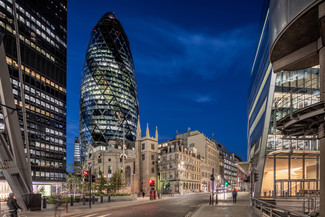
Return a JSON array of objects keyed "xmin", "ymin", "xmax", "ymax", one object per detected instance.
[
  {"xmin": 54, "ymin": 196, "xmax": 63, "ymax": 217},
  {"xmin": 7, "ymin": 193, "xmax": 21, "ymax": 217},
  {"xmin": 232, "ymin": 189, "xmax": 237, "ymax": 203},
  {"xmin": 142, "ymin": 191, "xmax": 145, "ymax": 198}
]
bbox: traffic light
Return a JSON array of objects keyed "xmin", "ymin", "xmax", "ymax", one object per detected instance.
[
  {"xmin": 92, "ymin": 175, "xmax": 96, "ymax": 182},
  {"xmin": 149, "ymin": 179, "xmax": 155, "ymax": 187},
  {"xmin": 224, "ymin": 181, "xmax": 229, "ymax": 186},
  {"xmin": 254, "ymin": 173, "xmax": 259, "ymax": 183},
  {"xmin": 83, "ymin": 171, "xmax": 89, "ymax": 182},
  {"xmin": 210, "ymin": 174, "xmax": 215, "ymax": 181}
]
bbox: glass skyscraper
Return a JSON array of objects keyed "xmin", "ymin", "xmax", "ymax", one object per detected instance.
[
  {"xmin": 248, "ymin": 0, "xmax": 320, "ymax": 198},
  {"xmin": 80, "ymin": 12, "xmax": 139, "ymax": 151},
  {"xmin": 0, "ymin": 0, "xmax": 67, "ymax": 186}
]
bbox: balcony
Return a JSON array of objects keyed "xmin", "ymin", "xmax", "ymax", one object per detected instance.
[{"xmin": 274, "ymin": 76, "xmax": 324, "ymax": 137}]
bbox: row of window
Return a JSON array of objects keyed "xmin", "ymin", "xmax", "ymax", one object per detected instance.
[
  {"xmin": 0, "ymin": 0, "xmax": 66, "ymax": 48},
  {"xmin": 7, "ymin": 56, "xmax": 66, "ymax": 93},
  {"xmin": 34, "ymin": 141, "xmax": 65, "ymax": 152},
  {"xmin": 33, "ymin": 171, "xmax": 66, "ymax": 180},
  {"xmin": 30, "ymin": 158, "xmax": 63, "ymax": 168}
]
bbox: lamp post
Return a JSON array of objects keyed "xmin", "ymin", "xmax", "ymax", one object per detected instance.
[{"xmin": 122, "ymin": 125, "xmax": 125, "ymax": 194}]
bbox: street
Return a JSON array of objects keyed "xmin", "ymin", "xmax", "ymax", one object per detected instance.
[{"xmin": 65, "ymin": 194, "xmax": 208, "ymax": 217}]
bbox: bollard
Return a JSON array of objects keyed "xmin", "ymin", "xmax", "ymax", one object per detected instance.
[
  {"xmin": 108, "ymin": 195, "xmax": 111, "ymax": 203},
  {"xmin": 43, "ymin": 196, "xmax": 47, "ymax": 209},
  {"xmin": 101, "ymin": 195, "xmax": 103, "ymax": 203},
  {"xmin": 209, "ymin": 195, "xmax": 211, "ymax": 205},
  {"xmin": 92, "ymin": 195, "xmax": 95, "ymax": 204},
  {"xmin": 65, "ymin": 201, "xmax": 68, "ymax": 214},
  {"xmin": 83, "ymin": 195, "xmax": 85, "ymax": 205},
  {"xmin": 70, "ymin": 195, "xmax": 74, "ymax": 206}
]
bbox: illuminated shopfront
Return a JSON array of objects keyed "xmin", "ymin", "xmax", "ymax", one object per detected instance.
[{"xmin": 261, "ymin": 152, "xmax": 319, "ymax": 197}]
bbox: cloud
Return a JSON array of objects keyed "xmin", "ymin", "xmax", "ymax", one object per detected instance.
[
  {"xmin": 194, "ymin": 95, "xmax": 212, "ymax": 103},
  {"xmin": 126, "ymin": 17, "xmax": 255, "ymax": 81}
]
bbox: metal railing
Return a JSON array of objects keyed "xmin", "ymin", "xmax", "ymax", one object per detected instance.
[
  {"xmin": 250, "ymin": 197, "xmax": 311, "ymax": 217},
  {"xmin": 274, "ymin": 76, "xmax": 320, "ymax": 122},
  {"xmin": 303, "ymin": 193, "xmax": 320, "ymax": 216}
]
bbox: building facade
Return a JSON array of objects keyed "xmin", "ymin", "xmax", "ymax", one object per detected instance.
[
  {"xmin": 215, "ymin": 143, "xmax": 239, "ymax": 187},
  {"xmin": 236, "ymin": 162, "xmax": 250, "ymax": 191},
  {"xmin": 84, "ymin": 143, "xmax": 136, "ymax": 194},
  {"xmin": 248, "ymin": 0, "xmax": 321, "ymax": 198},
  {"xmin": 158, "ymin": 139, "xmax": 201, "ymax": 195},
  {"xmin": 0, "ymin": 0, "xmax": 67, "ymax": 194},
  {"xmin": 74, "ymin": 137, "xmax": 81, "ymax": 165},
  {"xmin": 176, "ymin": 130, "xmax": 220, "ymax": 192},
  {"xmin": 79, "ymin": 12, "xmax": 139, "ymax": 155},
  {"xmin": 134, "ymin": 119, "xmax": 158, "ymax": 195}
]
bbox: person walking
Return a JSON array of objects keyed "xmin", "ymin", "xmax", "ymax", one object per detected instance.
[
  {"xmin": 54, "ymin": 196, "xmax": 62, "ymax": 217},
  {"xmin": 142, "ymin": 191, "xmax": 145, "ymax": 198},
  {"xmin": 232, "ymin": 189, "xmax": 237, "ymax": 203},
  {"xmin": 7, "ymin": 193, "xmax": 21, "ymax": 217}
]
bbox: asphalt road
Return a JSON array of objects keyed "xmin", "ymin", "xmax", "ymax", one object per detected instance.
[{"xmin": 73, "ymin": 194, "xmax": 209, "ymax": 217}]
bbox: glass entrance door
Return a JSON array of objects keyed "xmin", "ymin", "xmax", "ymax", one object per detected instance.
[{"xmin": 276, "ymin": 181, "xmax": 289, "ymax": 197}]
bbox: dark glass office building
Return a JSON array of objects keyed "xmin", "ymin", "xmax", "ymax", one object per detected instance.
[
  {"xmin": 0, "ymin": 0, "xmax": 66, "ymax": 190},
  {"xmin": 248, "ymin": 0, "xmax": 320, "ymax": 198},
  {"xmin": 80, "ymin": 12, "xmax": 139, "ymax": 151}
]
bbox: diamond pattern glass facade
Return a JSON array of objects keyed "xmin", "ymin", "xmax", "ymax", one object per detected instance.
[{"xmin": 80, "ymin": 12, "xmax": 139, "ymax": 150}]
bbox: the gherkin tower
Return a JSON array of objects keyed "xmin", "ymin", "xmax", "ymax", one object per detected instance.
[{"xmin": 80, "ymin": 12, "xmax": 139, "ymax": 151}]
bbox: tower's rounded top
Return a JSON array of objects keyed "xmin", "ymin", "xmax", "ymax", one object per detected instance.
[{"xmin": 100, "ymin": 12, "xmax": 117, "ymax": 21}]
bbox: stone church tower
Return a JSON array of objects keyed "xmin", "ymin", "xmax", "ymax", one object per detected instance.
[{"xmin": 134, "ymin": 117, "xmax": 158, "ymax": 195}]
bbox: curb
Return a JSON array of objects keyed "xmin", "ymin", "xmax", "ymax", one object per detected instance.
[{"xmin": 190, "ymin": 204, "xmax": 206, "ymax": 217}]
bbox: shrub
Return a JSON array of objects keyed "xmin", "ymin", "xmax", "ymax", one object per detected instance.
[{"xmin": 111, "ymin": 193, "xmax": 131, "ymax": 196}]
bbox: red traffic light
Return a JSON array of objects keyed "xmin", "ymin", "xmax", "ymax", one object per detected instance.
[
  {"xmin": 83, "ymin": 171, "xmax": 88, "ymax": 175},
  {"xmin": 149, "ymin": 179, "xmax": 155, "ymax": 187}
]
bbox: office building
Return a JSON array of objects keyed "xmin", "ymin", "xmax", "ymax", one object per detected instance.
[
  {"xmin": 158, "ymin": 139, "xmax": 201, "ymax": 195},
  {"xmin": 176, "ymin": 130, "xmax": 220, "ymax": 192},
  {"xmin": 248, "ymin": 0, "xmax": 321, "ymax": 199},
  {"xmin": 215, "ymin": 142, "xmax": 239, "ymax": 187},
  {"xmin": 73, "ymin": 137, "xmax": 81, "ymax": 165},
  {"xmin": 0, "ymin": 0, "xmax": 67, "ymax": 194},
  {"xmin": 79, "ymin": 12, "xmax": 139, "ymax": 153}
]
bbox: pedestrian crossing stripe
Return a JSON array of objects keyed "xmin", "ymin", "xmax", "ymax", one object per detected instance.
[
  {"xmin": 82, "ymin": 214, "xmax": 97, "ymax": 217},
  {"xmin": 83, "ymin": 213, "xmax": 111, "ymax": 217}
]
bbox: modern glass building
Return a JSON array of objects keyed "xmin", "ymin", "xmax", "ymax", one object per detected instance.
[
  {"xmin": 248, "ymin": 0, "xmax": 320, "ymax": 198},
  {"xmin": 80, "ymin": 12, "xmax": 139, "ymax": 151},
  {"xmin": 73, "ymin": 137, "xmax": 81, "ymax": 165},
  {"xmin": 0, "ymin": 0, "xmax": 67, "ymax": 186}
]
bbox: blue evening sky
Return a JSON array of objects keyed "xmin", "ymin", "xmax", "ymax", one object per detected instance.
[{"xmin": 67, "ymin": 0, "xmax": 264, "ymax": 167}]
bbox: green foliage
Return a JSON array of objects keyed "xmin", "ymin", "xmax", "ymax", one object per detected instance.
[
  {"xmin": 110, "ymin": 193, "xmax": 130, "ymax": 196},
  {"xmin": 46, "ymin": 196, "xmax": 81, "ymax": 204},
  {"xmin": 95, "ymin": 170, "xmax": 108, "ymax": 194},
  {"xmin": 66, "ymin": 163, "xmax": 83, "ymax": 193},
  {"xmin": 108, "ymin": 169, "xmax": 125, "ymax": 193},
  {"xmin": 45, "ymin": 196, "xmax": 56, "ymax": 204}
]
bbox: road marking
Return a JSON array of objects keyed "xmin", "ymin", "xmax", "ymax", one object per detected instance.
[
  {"xmin": 185, "ymin": 211, "xmax": 192, "ymax": 217},
  {"xmin": 83, "ymin": 214, "xmax": 98, "ymax": 217},
  {"xmin": 97, "ymin": 214, "xmax": 112, "ymax": 217}
]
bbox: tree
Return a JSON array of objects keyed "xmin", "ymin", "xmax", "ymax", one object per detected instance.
[
  {"xmin": 66, "ymin": 163, "xmax": 83, "ymax": 195},
  {"xmin": 96, "ymin": 170, "xmax": 108, "ymax": 194},
  {"xmin": 108, "ymin": 169, "xmax": 125, "ymax": 193}
]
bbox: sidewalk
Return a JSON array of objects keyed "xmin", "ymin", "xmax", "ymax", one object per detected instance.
[
  {"xmin": 20, "ymin": 196, "xmax": 177, "ymax": 217},
  {"xmin": 191, "ymin": 192, "xmax": 259, "ymax": 217}
]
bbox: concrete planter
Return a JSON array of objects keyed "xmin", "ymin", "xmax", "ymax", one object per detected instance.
[{"xmin": 110, "ymin": 194, "xmax": 137, "ymax": 201}]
